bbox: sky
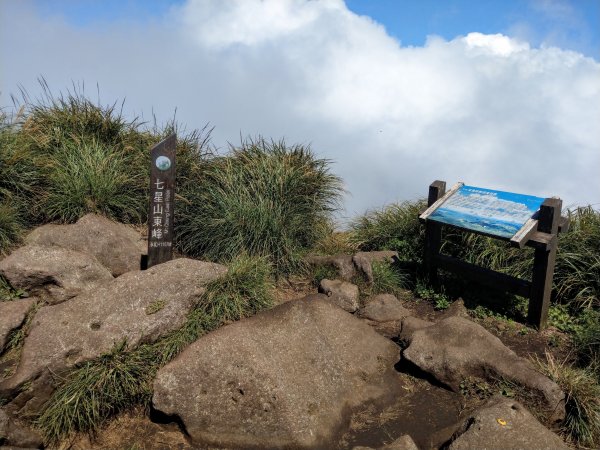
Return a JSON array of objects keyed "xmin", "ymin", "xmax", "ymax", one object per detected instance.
[{"xmin": 1, "ymin": 0, "xmax": 599, "ymax": 223}]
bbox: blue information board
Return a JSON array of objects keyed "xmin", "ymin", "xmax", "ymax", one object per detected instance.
[{"xmin": 428, "ymin": 185, "xmax": 545, "ymax": 239}]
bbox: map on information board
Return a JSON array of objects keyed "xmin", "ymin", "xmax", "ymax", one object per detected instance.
[{"xmin": 428, "ymin": 185, "xmax": 545, "ymax": 239}]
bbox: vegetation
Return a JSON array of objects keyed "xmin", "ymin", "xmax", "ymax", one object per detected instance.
[
  {"xmin": 35, "ymin": 255, "xmax": 273, "ymax": 441},
  {"xmin": 176, "ymin": 138, "xmax": 343, "ymax": 276}
]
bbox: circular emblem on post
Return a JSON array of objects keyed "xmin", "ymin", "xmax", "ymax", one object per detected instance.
[{"xmin": 155, "ymin": 156, "xmax": 172, "ymax": 171}]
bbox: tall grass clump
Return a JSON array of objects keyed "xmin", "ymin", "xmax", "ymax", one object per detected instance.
[
  {"xmin": 35, "ymin": 255, "xmax": 273, "ymax": 442},
  {"xmin": 350, "ymin": 200, "xmax": 426, "ymax": 263},
  {"xmin": 535, "ymin": 352, "xmax": 600, "ymax": 448},
  {"xmin": 176, "ymin": 138, "xmax": 343, "ymax": 276}
]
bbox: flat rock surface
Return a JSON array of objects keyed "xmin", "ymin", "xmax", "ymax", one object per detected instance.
[
  {"xmin": 449, "ymin": 397, "xmax": 568, "ymax": 450},
  {"xmin": 402, "ymin": 316, "xmax": 566, "ymax": 422},
  {"xmin": 0, "ymin": 245, "xmax": 113, "ymax": 305},
  {"xmin": 0, "ymin": 259, "xmax": 226, "ymax": 398},
  {"xmin": 153, "ymin": 294, "xmax": 401, "ymax": 449},
  {"xmin": 0, "ymin": 299, "xmax": 36, "ymax": 352},
  {"xmin": 359, "ymin": 294, "xmax": 411, "ymax": 322},
  {"xmin": 26, "ymin": 214, "xmax": 146, "ymax": 276},
  {"xmin": 318, "ymin": 278, "xmax": 360, "ymax": 313}
]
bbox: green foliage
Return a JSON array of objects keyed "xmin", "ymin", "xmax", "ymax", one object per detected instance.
[
  {"xmin": 414, "ymin": 280, "xmax": 451, "ymax": 310},
  {"xmin": 176, "ymin": 138, "xmax": 343, "ymax": 276},
  {"xmin": 311, "ymin": 264, "xmax": 338, "ymax": 287},
  {"xmin": 350, "ymin": 200, "xmax": 426, "ymax": 263},
  {"xmin": 41, "ymin": 140, "xmax": 146, "ymax": 223},
  {"xmin": 35, "ymin": 255, "xmax": 273, "ymax": 441},
  {"xmin": 535, "ymin": 352, "xmax": 600, "ymax": 448},
  {"xmin": 0, "ymin": 276, "xmax": 26, "ymax": 302},
  {"xmin": 0, "ymin": 201, "xmax": 23, "ymax": 255},
  {"xmin": 573, "ymin": 310, "xmax": 600, "ymax": 378},
  {"xmin": 370, "ymin": 261, "xmax": 408, "ymax": 296}
]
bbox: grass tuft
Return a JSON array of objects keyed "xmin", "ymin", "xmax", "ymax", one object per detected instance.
[{"xmin": 534, "ymin": 351, "xmax": 600, "ymax": 448}]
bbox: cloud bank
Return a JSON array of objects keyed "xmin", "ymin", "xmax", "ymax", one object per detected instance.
[{"xmin": 1, "ymin": 0, "xmax": 599, "ymax": 222}]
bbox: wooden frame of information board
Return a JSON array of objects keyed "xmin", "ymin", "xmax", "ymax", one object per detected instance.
[{"xmin": 419, "ymin": 180, "xmax": 569, "ymax": 330}]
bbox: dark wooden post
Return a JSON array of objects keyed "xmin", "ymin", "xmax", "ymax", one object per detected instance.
[
  {"xmin": 146, "ymin": 134, "xmax": 176, "ymax": 269},
  {"xmin": 424, "ymin": 180, "xmax": 446, "ymax": 286},
  {"xmin": 528, "ymin": 198, "xmax": 561, "ymax": 329}
]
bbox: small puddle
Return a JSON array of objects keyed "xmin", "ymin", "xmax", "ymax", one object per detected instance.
[{"xmin": 339, "ymin": 374, "xmax": 466, "ymax": 450}]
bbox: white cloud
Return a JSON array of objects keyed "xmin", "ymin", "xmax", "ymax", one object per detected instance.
[{"xmin": 1, "ymin": 0, "xmax": 599, "ymax": 223}]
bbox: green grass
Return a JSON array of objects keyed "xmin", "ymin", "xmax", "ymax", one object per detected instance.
[
  {"xmin": 350, "ymin": 200, "xmax": 426, "ymax": 263},
  {"xmin": 34, "ymin": 255, "xmax": 273, "ymax": 442},
  {"xmin": 534, "ymin": 352, "xmax": 600, "ymax": 448},
  {"xmin": 370, "ymin": 260, "xmax": 408, "ymax": 296},
  {"xmin": 176, "ymin": 137, "xmax": 343, "ymax": 276}
]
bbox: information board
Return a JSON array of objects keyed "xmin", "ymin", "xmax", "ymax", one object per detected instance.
[{"xmin": 428, "ymin": 185, "xmax": 545, "ymax": 239}]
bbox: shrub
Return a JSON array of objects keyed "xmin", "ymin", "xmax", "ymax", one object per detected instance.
[
  {"xmin": 35, "ymin": 255, "xmax": 273, "ymax": 441},
  {"xmin": 0, "ymin": 201, "xmax": 23, "ymax": 254},
  {"xmin": 574, "ymin": 310, "xmax": 600, "ymax": 378},
  {"xmin": 350, "ymin": 200, "xmax": 426, "ymax": 263},
  {"xmin": 176, "ymin": 138, "xmax": 343, "ymax": 276},
  {"xmin": 370, "ymin": 261, "xmax": 408, "ymax": 296}
]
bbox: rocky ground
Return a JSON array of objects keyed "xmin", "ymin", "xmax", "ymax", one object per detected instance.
[{"xmin": 0, "ymin": 215, "xmax": 572, "ymax": 449}]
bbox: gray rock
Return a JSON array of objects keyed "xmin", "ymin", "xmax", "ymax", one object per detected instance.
[
  {"xmin": 305, "ymin": 254, "xmax": 357, "ymax": 281},
  {"xmin": 440, "ymin": 298, "xmax": 469, "ymax": 320},
  {"xmin": 353, "ymin": 251, "xmax": 398, "ymax": 283},
  {"xmin": 398, "ymin": 316, "xmax": 433, "ymax": 341},
  {"xmin": 0, "ymin": 259, "xmax": 227, "ymax": 400},
  {"xmin": 402, "ymin": 316, "xmax": 565, "ymax": 422},
  {"xmin": 26, "ymin": 214, "xmax": 146, "ymax": 276},
  {"xmin": 319, "ymin": 279, "xmax": 360, "ymax": 313},
  {"xmin": 153, "ymin": 294, "xmax": 401, "ymax": 449},
  {"xmin": 449, "ymin": 397, "xmax": 568, "ymax": 450},
  {"xmin": 0, "ymin": 245, "xmax": 113, "ymax": 305},
  {"xmin": 0, "ymin": 408, "xmax": 43, "ymax": 449},
  {"xmin": 382, "ymin": 435, "xmax": 419, "ymax": 450},
  {"xmin": 0, "ymin": 299, "xmax": 36, "ymax": 353},
  {"xmin": 359, "ymin": 294, "xmax": 412, "ymax": 322}
]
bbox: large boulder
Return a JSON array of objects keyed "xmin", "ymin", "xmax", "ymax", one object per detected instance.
[
  {"xmin": 153, "ymin": 294, "xmax": 402, "ymax": 449},
  {"xmin": 402, "ymin": 316, "xmax": 565, "ymax": 421},
  {"xmin": 0, "ymin": 245, "xmax": 113, "ymax": 305},
  {"xmin": 26, "ymin": 214, "xmax": 146, "ymax": 276},
  {"xmin": 0, "ymin": 299, "xmax": 36, "ymax": 353},
  {"xmin": 358, "ymin": 294, "xmax": 411, "ymax": 322},
  {"xmin": 448, "ymin": 397, "xmax": 568, "ymax": 450},
  {"xmin": 318, "ymin": 279, "xmax": 360, "ymax": 313},
  {"xmin": 0, "ymin": 259, "xmax": 227, "ymax": 402}
]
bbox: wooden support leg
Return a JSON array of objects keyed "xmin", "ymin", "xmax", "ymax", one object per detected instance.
[
  {"xmin": 424, "ymin": 180, "xmax": 446, "ymax": 287},
  {"xmin": 528, "ymin": 198, "xmax": 562, "ymax": 329}
]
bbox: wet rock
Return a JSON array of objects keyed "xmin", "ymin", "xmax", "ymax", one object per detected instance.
[
  {"xmin": 353, "ymin": 251, "xmax": 398, "ymax": 283},
  {"xmin": 305, "ymin": 254, "xmax": 357, "ymax": 281},
  {"xmin": 0, "ymin": 246, "xmax": 113, "ymax": 305},
  {"xmin": 153, "ymin": 294, "xmax": 401, "ymax": 449},
  {"xmin": 26, "ymin": 214, "xmax": 146, "ymax": 276},
  {"xmin": 0, "ymin": 259, "xmax": 226, "ymax": 401},
  {"xmin": 319, "ymin": 279, "xmax": 360, "ymax": 313},
  {"xmin": 359, "ymin": 294, "xmax": 412, "ymax": 322},
  {"xmin": 449, "ymin": 397, "xmax": 568, "ymax": 450},
  {"xmin": 0, "ymin": 299, "xmax": 36, "ymax": 352},
  {"xmin": 402, "ymin": 316, "xmax": 565, "ymax": 421}
]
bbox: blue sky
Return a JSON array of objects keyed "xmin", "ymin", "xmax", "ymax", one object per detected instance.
[
  {"xmin": 31, "ymin": 0, "xmax": 600, "ymax": 58},
  {"xmin": 2, "ymin": 0, "xmax": 599, "ymax": 218}
]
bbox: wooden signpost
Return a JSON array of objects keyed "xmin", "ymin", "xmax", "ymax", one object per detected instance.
[
  {"xmin": 419, "ymin": 180, "xmax": 569, "ymax": 329},
  {"xmin": 146, "ymin": 134, "xmax": 176, "ymax": 269}
]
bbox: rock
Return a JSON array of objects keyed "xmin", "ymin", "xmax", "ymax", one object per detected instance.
[
  {"xmin": 398, "ymin": 316, "xmax": 433, "ymax": 341},
  {"xmin": 153, "ymin": 294, "xmax": 402, "ymax": 449},
  {"xmin": 402, "ymin": 316, "xmax": 565, "ymax": 421},
  {"xmin": 26, "ymin": 214, "xmax": 146, "ymax": 276},
  {"xmin": 439, "ymin": 298, "xmax": 469, "ymax": 320},
  {"xmin": 449, "ymin": 397, "xmax": 569, "ymax": 450},
  {"xmin": 0, "ymin": 259, "xmax": 227, "ymax": 401},
  {"xmin": 0, "ymin": 246, "xmax": 113, "ymax": 305},
  {"xmin": 382, "ymin": 435, "xmax": 419, "ymax": 450},
  {"xmin": 305, "ymin": 254, "xmax": 357, "ymax": 281},
  {"xmin": 359, "ymin": 294, "xmax": 412, "ymax": 322},
  {"xmin": 0, "ymin": 408, "xmax": 43, "ymax": 449},
  {"xmin": 0, "ymin": 299, "xmax": 36, "ymax": 352},
  {"xmin": 319, "ymin": 279, "xmax": 360, "ymax": 313},
  {"xmin": 353, "ymin": 251, "xmax": 398, "ymax": 283}
]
